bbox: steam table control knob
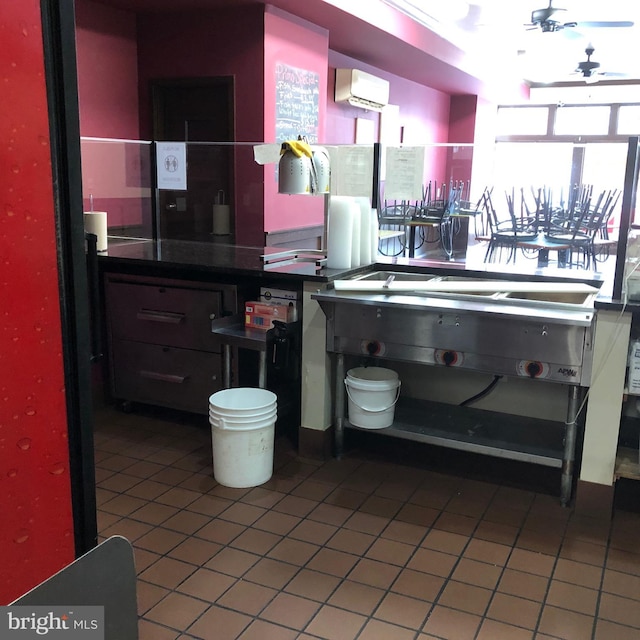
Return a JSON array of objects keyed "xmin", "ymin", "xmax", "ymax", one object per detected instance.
[
  {"xmin": 443, "ymin": 351, "xmax": 457, "ymax": 366},
  {"xmin": 367, "ymin": 341, "xmax": 379, "ymax": 356},
  {"xmin": 526, "ymin": 361, "xmax": 542, "ymax": 378}
]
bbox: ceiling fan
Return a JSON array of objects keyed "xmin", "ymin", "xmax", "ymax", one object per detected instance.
[
  {"xmin": 526, "ymin": 1, "xmax": 634, "ymax": 33},
  {"xmin": 573, "ymin": 45, "xmax": 627, "ymax": 82}
]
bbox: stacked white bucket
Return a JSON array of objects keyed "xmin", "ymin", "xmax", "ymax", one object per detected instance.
[
  {"xmin": 209, "ymin": 388, "xmax": 277, "ymax": 488},
  {"xmin": 345, "ymin": 367, "xmax": 401, "ymax": 429},
  {"xmin": 326, "ymin": 196, "xmax": 379, "ymax": 269}
]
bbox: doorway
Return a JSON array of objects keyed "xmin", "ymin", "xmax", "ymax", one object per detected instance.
[{"xmin": 152, "ymin": 78, "xmax": 235, "ymax": 240}]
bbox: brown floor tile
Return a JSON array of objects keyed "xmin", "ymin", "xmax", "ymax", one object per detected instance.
[
  {"xmin": 348, "ymin": 558, "xmax": 401, "ymax": 589},
  {"xmin": 365, "ymin": 537, "xmax": 415, "ymax": 566},
  {"xmin": 288, "ymin": 519, "xmax": 337, "ymax": 545},
  {"xmin": 139, "ymin": 556, "xmax": 197, "ymax": 589},
  {"xmin": 451, "ymin": 558, "xmax": 502, "ymax": 590},
  {"xmin": 602, "ymin": 568, "xmax": 640, "ymax": 600},
  {"xmin": 137, "ymin": 580, "xmax": 170, "ymax": 615},
  {"xmin": 187, "ymin": 604, "xmax": 252, "ymax": 639},
  {"xmin": 176, "ymin": 567, "xmax": 235, "ymax": 601},
  {"xmin": 219, "ymin": 501, "xmax": 266, "ymax": 526},
  {"xmin": 95, "ymin": 487, "xmax": 117, "ymax": 506},
  {"xmin": 391, "ymin": 568, "xmax": 445, "ymax": 602},
  {"xmin": 253, "ymin": 510, "xmax": 301, "ymax": 535},
  {"xmin": 239, "ymin": 486, "xmax": 286, "ymax": 509},
  {"xmin": 407, "ymin": 547, "xmax": 458, "ymax": 578},
  {"xmin": 560, "ymin": 538, "xmax": 607, "ymax": 566},
  {"xmin": 498, "ymin": 568, "xmax": 549, "ymax": 602},
  {"xmin": 565, "ymin": 515, "xmax": 610, "ymax": 546},
  {"xmin": 150, "ymin": 467, "xmax": 194, "ymax": 486},
  {"xmin": 260, "ymin": 592, "xmax": 320, "ymax": 630},
  {"xmin": 476, "ymin": 619, "xmax": 534, "ymax": 640},
  {"xmin": 195, "ymin": 518, "xmax": 245, "ymax": 545},
  {"xmin": 343, "ymin": 510, "xmax": 390, "ymax": 535},
  {"xmin": 553, "ymin": 557, "xmax": 602, "ymax": 590},
  {"xmin": 394, "ymin": 503, "xmax": 439, "ymax": 528},
  {"xmin": 243, "ymin": 557, "xmax": 299, "ymax": 589},
  {"xmin": 168, "ymin": 537, "xmax": 222, "ymax": 566},
  {"xmin": 155, "ymin": 487, "xmax": 201, "ymax": 509},
  {"xmin": 515, "ymin": 528, "xmax": 563, "ymax": 556},
  {"xmin": 486, "ymin": 592, "xmax": 541, "ymax": 630},
  {"xmin": 178, "ymin": 472, "xmax": 218, "ymax": 494},
  {"xmin": 463, "ymin": 538, "xmax": 511, "ymax": 566},
  {"xmin": 132, "ymin": 548, "xmax": 162, "ymax": 573},
  {"xmin": 327, "ymin": 580, "xmax": 385, "ymax": 615},
  {"xmin": 238, "ymin": 619, "xmax": 299, "ymax": 640},
  {"xmin": 422, "ymin": 605, "xmax": 482, "ymax": 640},
  {"xmin": 445, "ymin": 494, "xmax": 490, "ymax": 519},
  {"xmin": 421, "ymin": 529, "xmax": 469, "ymax": 555},
  {"xmin": 126, "ymin": 479, "xmax": 170, "ymax": 501},
  {"xmin": 284, "ymin": 568, "xmax": 341, "ymax": 602},
  {"xmin": 291, "ymin": 479, "xmax": 335, "ymax": 501},
  {"xmin": 138, "ymin": 618, "xmax": 180, "ymax": 640},
  {"xmin": 304, "ymin": 604, "xmax": 367, "ymax": 640},
  {"xmin": 546, "ymin": 579, "xmax": 599, "ymax": 616},
  {"xmin": 217, "ymin": 580, "xmax": 278, "ymax": 616},
  {"xmin": 205, "ymin": 547, "xmax": 259, "ymax": 577},
  {"xmin": 272, "ymin": 494, "xmax": 318, "ymax": 517},
  {"xmin": 437, "ymin": 580, "xmax": 492, "ymax": 615},
  {"xmin": 99, "ymin": 453, "xmax": 137, "ymax": 472},
  {"xmin": 374, "ymin": 591, "xmax": 430, "ymax": 629},
  {"xmin": 474, "ymin": 519, "xmax": 519, "ymax": 546},
  {"xmin": 96, "ymin": 510, "xmax": 121, "ymax": 531},
  {"xmin": 327, "ymin": 528, "xmax": 375, "ymax": 555},
  {"xmin": 267, "ymin": 537, "xmax": 320, "ymax": 565},
  {"xmin": 306, "ymin": 547, "xmax": 359, "ymax": 578},
  {"xmin": 229, "ymin": 527, "xmax": 282, "ymax": 555},
  {"xmin": 606, "ymin": 547, "xmax": 640, "ymax": 577},
  {"xmin": 376, "ymin": 476, "xmax": 423, "ymax": 502},
  {"xmin": 101, "ymin": 517, "xmax": 154, "ymax": 542},
  {"xmin": 433, "ymin": 511, "xmax": 478, "ymax": 536},
  {"xmin": 483, "ymin": 503, "xmax": 528, "ymax": 528},
  {"xmin": 538, "ymin": 606, "xmax": 594, "ymax": 639},
  {"xmin": 101, "ymin": 493, "xmax": 148, "ymax": 516},
  {"xmin": 132, "ymin": 502, "xmax": 180, "ymax": 526},
  {"xmin": 358, "ymin": 618, "xmax": 416, "ymax": 640},
  {"xmin": 135, "ymin": 527, "xmax": 187, "ymax": 555},
  {"xmin": 381, "ymin": 519, "xmax": 427, "ymax": 545},
  {"xmin": 507, "ymin": 548, "xmax": 555, "ymax": 577},
  {"xmin": 97, "ymin": 472, "xmax": 142, "ymax": 493},
  {"xmin": 307, "ymin": 502, "xmax": 353, "ymax": 526},
  {"xmin": 324, "ymin": 487, "xmax": 368, "ymax": 510},
  {"xmin": 359, "ymin": 494, "xmax": 403, "ymax": 518},
  {"xmin": 162, "ymin": 510, "xmax": 210, "ymax": 536},
  {"xmin": 145, "ymin": 592, "xmax": 209, "ymax": 632},
  {"xmin": 186, "ymin": 494, "xmax": 233, "ymax": 517},
  {"xmin": 599, "ymin": 592, "xmax": 640, "ymax": 628},
  {"xmin": 594, "ymin": 619, "xmax": 640, "ymax": 640}
]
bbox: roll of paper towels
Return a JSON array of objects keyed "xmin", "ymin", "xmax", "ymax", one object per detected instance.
[
  {"xmin": 212, "ymin": 204, "xmax": 231, "ymax": 235},
  {"xmin": 350, "ymin": 201, "xmax": 361, "ymax": 267},
  {"xmin": 84, "ymin": 211, "xmax": 108, "ymax": 252},
  {"xmin": 327, "ymin": 196, "xmax": 356, "ymax": 269},
  {"xmin": 355, "ymin": 197, "xmax": 372, "ymax": 266}
]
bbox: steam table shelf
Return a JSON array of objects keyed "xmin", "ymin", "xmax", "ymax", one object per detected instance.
[{"xmin": 345, "ymin": 397, "xmax": 565, "ymax": 468}]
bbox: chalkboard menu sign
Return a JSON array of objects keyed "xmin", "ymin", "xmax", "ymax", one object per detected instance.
[{"xmin": 275, "ymin": 63, "xmax": 319, "ymax": 143}]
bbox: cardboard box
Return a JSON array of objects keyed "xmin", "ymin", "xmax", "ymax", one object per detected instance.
[
  {"xmin": 244, "ymin": 301, "xmax": 292, "ymax": 330},
  {"xmin": 259, "ymin": 287, "xmax": 300, "ymax": 321}
]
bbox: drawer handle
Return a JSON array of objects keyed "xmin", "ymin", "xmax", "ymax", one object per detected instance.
[
  {"xmin": 136, "ymin": 309, "xmax": 185, "ymax": 324},
  {"xmin": 138, "ymin": 370, "xmax": 187, "ymax": 384}
]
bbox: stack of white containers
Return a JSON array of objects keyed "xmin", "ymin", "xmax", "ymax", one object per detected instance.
[{"xmin": 326, "ymin": 195, "xmax": 379, "ymax": 269}]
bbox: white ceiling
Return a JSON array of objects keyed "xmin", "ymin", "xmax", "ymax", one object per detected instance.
[{"xmin": 398, "ymin": 0, "xmax": 640, "ymax": 84}]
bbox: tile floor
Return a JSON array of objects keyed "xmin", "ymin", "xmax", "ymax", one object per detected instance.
[{"xmin": 94, "ymin": 405, "xmax": 640, "ymax": 640}]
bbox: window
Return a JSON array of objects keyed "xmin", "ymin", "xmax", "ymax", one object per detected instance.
[
  {"xmin": 618, "ymin": 105, "xmax": 640, "ymax": 135},
  {"xmin": 554, "ymin": 106, "xmax": 610, "ymax": 136},
  {"xmin": 496, "ymin": 107, "xmax": 549, "ymax": 136}
]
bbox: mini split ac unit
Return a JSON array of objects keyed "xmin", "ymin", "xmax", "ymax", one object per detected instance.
[{"xmin": 334, "ymin": 68, "xmax": 390, "ymax": 111}]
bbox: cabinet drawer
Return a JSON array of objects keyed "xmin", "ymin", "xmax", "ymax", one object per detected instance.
[
  {"xmin": 107, "ymin": 280, "xmax": 223, "ymax": 351},
  {"xmin": 111, "ymin": 340, "xmax": 222, "ymax": 414}
]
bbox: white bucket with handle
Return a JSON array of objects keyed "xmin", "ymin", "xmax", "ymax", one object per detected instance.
[
  {"xmin": 209, "ymin": 388, "xmax": 277, "ymax": 488},
  {"xmin": 345, "ymin": 367, "xmax": 401, "ymax": 429}
]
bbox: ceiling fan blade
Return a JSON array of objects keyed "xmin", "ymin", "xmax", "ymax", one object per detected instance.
[{"xmin": 578, "ymin": 21, "xmax": 634, "ymax": 28}]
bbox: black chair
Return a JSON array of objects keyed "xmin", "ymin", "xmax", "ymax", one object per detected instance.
[{"xmin": 378, "ymin": 200, "xmax": 413, "ymax": 256}]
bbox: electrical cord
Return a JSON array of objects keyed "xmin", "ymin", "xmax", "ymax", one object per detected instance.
[{"xmin": 459, "ymin": 374, "xmax": 503, "ymax": 407}]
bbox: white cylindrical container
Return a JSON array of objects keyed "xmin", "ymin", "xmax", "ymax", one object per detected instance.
[
  {"xmin": 345, "ymin": 367, "xmax": 401, "ymax": 429},
  {"xmin": 212, "ymin": 204, "xmax": 231, "ymax": 235},
  {"xmin": 327, "ymin": 196, "xmax": 356, "ymax": 269},
  {"xmin": 350, "ymin": 199, "xmax": 362, "ymax": 267},
  {"xmin": 355, "ymin": 197, "xmax": 372, "ymax": 265},
  {"xmin": 209, "ymin": 388, "xmax": 277, "ymax": 488},
  {"xmin": 84, "ymin": 211, "xmax": 108, "ymax": 252}
]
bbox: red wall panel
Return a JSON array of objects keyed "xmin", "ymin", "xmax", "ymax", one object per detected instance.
[{"xmin": 0, "ymin": 0, "xmax": 75, "ymax": 603}]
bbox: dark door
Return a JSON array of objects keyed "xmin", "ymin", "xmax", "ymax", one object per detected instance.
[{"xmin": 152, "ymin": 79, "xmax": 234, "ymax": 240}]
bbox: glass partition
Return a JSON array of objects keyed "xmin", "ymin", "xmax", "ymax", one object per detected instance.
[{"xmin": 80, "ymin": 137, "xmax": 154, "ymax": 241}]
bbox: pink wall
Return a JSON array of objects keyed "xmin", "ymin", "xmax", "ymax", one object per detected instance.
[
  {"xmin": 0, "ymin": 1, "xmax": 75, "ymax": 603},
  {"xmin": 263, "ymin": 7, "xmax": 329, "ymax": 234},
  {"xmin": 75, "ymin": 0, "xmax": 140, "ymax": 139}
]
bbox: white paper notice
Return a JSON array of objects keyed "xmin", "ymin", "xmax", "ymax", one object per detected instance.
[
  {"xmin": 330, "ymin": 146, "xmax": 374, "ymax": 198},
  {"xmin": 253, "ymin": 143, "xmax": 282, "ymax": 165},
  {"xmin": 384, "ymin": 146, "xmax": 425, "ymax": 201},
  {"xmin": 156, "ymin": 142, "xmax": 187, "ymax": 190}
]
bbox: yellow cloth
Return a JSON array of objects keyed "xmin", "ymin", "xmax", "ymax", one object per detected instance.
[{"xmin": 280, "ymin": 140, "xmax": 313, "ymax": 158}]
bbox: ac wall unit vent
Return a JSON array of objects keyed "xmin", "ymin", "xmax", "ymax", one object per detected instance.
[{"xmin": 334, "ymin": 68, "xmax": 390, "ymax": 111}]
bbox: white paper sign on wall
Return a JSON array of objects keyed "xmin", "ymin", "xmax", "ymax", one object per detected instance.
[{"xmin": 156, "ymin": 142, "xmax": 187, "ymax": 190}]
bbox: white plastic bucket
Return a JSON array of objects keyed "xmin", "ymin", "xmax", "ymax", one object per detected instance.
[
  {"xmin": 209, "ymin": 388, "xmax": 277, "ymax": 488},
  {"xmin": 345, "ymin": 367, "xmax": 400, "ymax": 429}
]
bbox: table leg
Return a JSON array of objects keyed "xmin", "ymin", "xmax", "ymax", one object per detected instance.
[
  {"xmin": 222, "ymin": 344, "xmax": 232, "ymax": 389},
  {"xmin": 560, "ymin": 385, "xmax": 581, "ymax": 506},
  {"xmin": 536, "ymin": 248, "xmax": 550, "ymax": 268},
  {"xmin": 334, "ymin": 353, "xmax": 345, "ymax": 458},
  {"xmin": 258, "ymin": 350, "xmax": 267, "ymax": 389}
]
